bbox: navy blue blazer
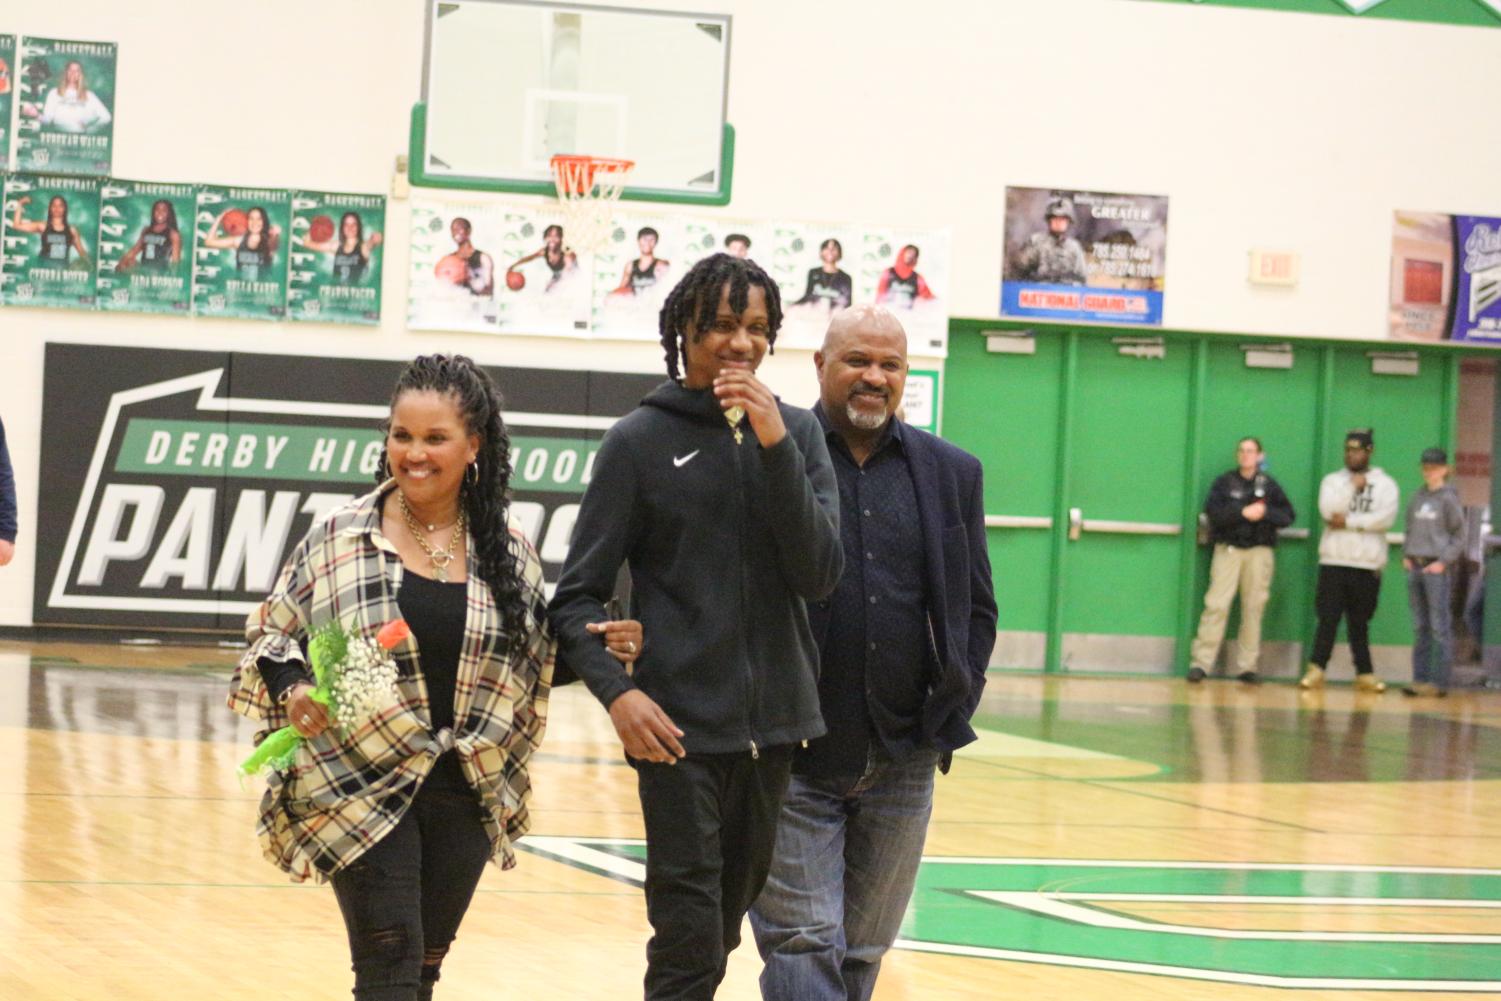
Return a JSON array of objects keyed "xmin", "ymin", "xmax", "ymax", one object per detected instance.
[{"xmin": 808, "ymin": 420, "xmax": 998, "ymax": 764}]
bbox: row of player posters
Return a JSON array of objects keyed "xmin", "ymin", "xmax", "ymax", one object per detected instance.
[
  {"xmin": 0, "ymin": 172, "xmax": 385, "ymax": 323},
  {"xmin": 407, "ymin": 196, "xmax": 953, "ymax": 355},
  {"xmin": 0, "ymin": 35, "xmax": 117, "ymax": 175}
]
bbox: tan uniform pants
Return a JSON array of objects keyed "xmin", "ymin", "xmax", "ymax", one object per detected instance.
[{"xmin": 1191, "ymin": 543, "xmax": 1275, "ymax": 673}]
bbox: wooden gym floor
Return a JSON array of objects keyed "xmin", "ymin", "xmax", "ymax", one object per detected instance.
[{"xmin": 2, "ymin": 638, "xmax": 1499, "ymax": 999}]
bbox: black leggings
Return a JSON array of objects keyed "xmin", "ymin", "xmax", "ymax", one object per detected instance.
[
  {"xmin": 1311, "ymin": 564, "xmax": 1383, "ymax": 674},
  {"xmin": 330, "ymin": 773, "xmax": 492, "ymax": 1001}
]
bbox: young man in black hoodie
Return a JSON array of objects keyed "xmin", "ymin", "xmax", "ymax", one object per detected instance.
[
  {"xmin": 1188, "ymin": 436, "xmax": 1295, "ymax": 683},
  {"xmin": 549, "ymin": 254, "xmax": 843, "ymax": 1000}
]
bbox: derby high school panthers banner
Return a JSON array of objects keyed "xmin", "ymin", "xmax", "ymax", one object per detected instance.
[{"xmin": 37, "ymin": 343, "xmax": 660, "ymax": 630}]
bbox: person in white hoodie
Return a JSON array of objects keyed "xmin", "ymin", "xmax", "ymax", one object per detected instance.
[{"xmin": 1300, "ymin": 429, "xmax": 1400, "ymax": 692}]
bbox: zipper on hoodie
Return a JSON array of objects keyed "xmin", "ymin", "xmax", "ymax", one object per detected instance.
[{"xmin": 732, "ymin": 429, "xmax": 760, "ymax": 758}]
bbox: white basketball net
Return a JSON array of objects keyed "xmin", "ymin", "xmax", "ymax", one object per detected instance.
[{"xmin": 551, "ymin": 155, "xmax": 634, "ymax": 254}]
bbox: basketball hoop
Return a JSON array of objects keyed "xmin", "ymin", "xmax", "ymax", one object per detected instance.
[{"xmin": 550, "ymin": 154, "xmax": 634, "ymax": 254}]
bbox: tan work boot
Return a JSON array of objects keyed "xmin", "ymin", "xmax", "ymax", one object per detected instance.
[
  {"xmin": 1299, "ymin": 664, "xmax": 1325, "ymax": 689},
  {"xmin": 1354, "ymin": 673, "xmax": 1387, "ymax": 693}
]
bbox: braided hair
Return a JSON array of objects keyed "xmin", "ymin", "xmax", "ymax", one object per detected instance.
[
  {"xmin": 658, "ymin": 253, "xmax": 783, "ymax": 382},
  {"xmin": 376, "ymin": 354, "xmax": 532, "ymax": 652}
]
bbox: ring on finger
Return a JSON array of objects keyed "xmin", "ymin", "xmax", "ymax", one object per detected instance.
[{"xmin": 626, "ymin": 640, "xmax": 637, "ymax": 654}]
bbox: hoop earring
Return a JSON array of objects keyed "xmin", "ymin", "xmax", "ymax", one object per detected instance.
[{"xmin": 464, "ymin": 461, "xmax": 479, "ymax": 489}]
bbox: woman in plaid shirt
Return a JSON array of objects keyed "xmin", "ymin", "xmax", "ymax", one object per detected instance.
[{"xmin": 229, "ymin": 355, "xmax": 641, "ymax": 1001}]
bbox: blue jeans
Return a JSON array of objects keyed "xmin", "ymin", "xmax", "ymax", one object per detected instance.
[
  {"xmin": 749, "ymin": 747, "xmax": 938, "ymax": 1001},
  {"xmin": 1409, "ymin": 565, "xmax": 1454, "ymax": 688}
]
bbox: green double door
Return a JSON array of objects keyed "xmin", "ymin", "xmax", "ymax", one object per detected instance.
[{"xmin": 944, "ymin": 321, "xmax": 1457, "ymax": 676}]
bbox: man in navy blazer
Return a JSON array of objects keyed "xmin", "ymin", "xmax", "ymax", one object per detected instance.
[{"xmin": 749, "ymin": 305, "xmax": 997, "ymax": 1001}]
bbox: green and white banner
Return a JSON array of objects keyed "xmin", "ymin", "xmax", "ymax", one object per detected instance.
[
  {"xmin": 192, "ymin": 185, "xmax": 290, "ymax": 320},
  {"xmin": 288, "ymin": 190, "xmax": 386, "ymax": 326},
  {"xmin": 36, "ymin": 343, "xmax": 661, "ymax": 630},
  {"xmin": 96, "ymin": 179, "xmax": 195, "ymax": 315},
  {"xmin": 1, "ymin": 172, "xmax": 98, "ymax": 309},
  {"xmin": 0, "ymin": 35, "xmax": 15, "ymax": 168},
  {"xmin": 14, "ymin": 36, "xmax": 117, "ymax": 175}
]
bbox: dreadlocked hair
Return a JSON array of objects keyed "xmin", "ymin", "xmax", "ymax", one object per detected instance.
[
  {"xmin": 658, "ymin": 252, "xmax": 783, "ymax": 382},
  {"xmin": 375, "ymin": 354, "xmax": 534, "ymax": 654}
]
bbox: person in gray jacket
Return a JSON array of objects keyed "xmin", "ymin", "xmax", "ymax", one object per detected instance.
[{"xmin": 1402, "ymin": 447, "xmax": 1465, "ymax": 696}]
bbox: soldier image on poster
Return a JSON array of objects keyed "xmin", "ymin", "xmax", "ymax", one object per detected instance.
[
  {"xmin": 15, "ymin": 37, "xmax": 116, "ymax": 175},
  {"xmin": 192, "ymin": 186, "xmax": 291, "ymax": 320},
  {"xmin": 97, "ymin": 180, "xmax": 196, "ymax": 314},
  {"xmin": 1, "ymin": 172, "xmax": 98, "ymax": 309},
  {"xmin": 1002, "ymin": 185, "xmax": 1169, "ymax": 325},
  {"xmin": 1011, "ymin": 197, "xmax": 1088, "ymax": 285},
  {"xmin": 288, "ymin": 191, "xmax": 385, "ymax": 325},
  {"xmin": 0, "ymin": 35, "xmax": 14, "ymax": 168}
]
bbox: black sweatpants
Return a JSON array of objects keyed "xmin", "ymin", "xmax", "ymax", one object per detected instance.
[
  {"xmin": 329, "ymin": 770, "xmax": 492, "ymax": 1001},
  {"xmin": 1311, "ymin": 564, "xmax": 1383, "ymax": 674},
  {"xmin": 636, "ymin": 745, "xmax": 795, "ymax": 1001}
]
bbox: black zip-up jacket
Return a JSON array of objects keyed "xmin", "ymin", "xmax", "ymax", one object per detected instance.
[
  {"xmin": 1204, "ymin": 469, "xmax": 1295, "ymax": 548},
  {"xmin": 548, "ymin": 381, "xmax": 843, "ymax": 755}
]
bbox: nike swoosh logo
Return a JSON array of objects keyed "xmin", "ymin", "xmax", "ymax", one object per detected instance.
[{"xmin": 673, "ymin": 450, "xmax": 700, "ymax": 468}]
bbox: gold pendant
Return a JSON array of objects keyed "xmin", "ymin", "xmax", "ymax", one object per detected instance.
[
  {"xmin": 431, "ymin": 551, "xmax": 452, "ymax": 582},
  {"xmin": 726, "ymin": 405, "xmax": 745, "ymax": 445}
]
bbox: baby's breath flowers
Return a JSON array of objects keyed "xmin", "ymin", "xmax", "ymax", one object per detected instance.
[{"xmin": 238, "ymin": 619, "xmax": 410, "ymax": 778}]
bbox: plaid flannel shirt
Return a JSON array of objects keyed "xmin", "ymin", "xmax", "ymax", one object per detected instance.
[{"xmin": 227, "ymin": 483, "xmax": 555, "ymax": 883}]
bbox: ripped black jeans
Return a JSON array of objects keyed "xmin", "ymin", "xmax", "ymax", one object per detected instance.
[{"xmin": 330, "ymin": 770, "xmax": 492, "ymax": 1001}]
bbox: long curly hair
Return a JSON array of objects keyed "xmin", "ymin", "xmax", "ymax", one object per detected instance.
[
  {"xmin": 375, "ymin": 354, "xmax": 531, "ymax": 652},
  {"xmin": 658, "ymin": 252, "xmax": 783, "ymax": 382}
]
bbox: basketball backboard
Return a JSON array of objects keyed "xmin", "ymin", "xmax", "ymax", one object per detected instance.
[{"xmin": 415, "ymin": 0, "xmax": 733, "ymax": 205}]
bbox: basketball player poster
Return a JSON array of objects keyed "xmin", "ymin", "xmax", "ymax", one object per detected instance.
[
  {"xmin": 856, "ymin": 227, "xmax": 953, "ymax": 356},
  {"xmin": 96, "ymin": 179, "xmax": 196, "ymax": 315},
  {"xmin": 287, "ymin": 190, "xmax": 386, "ymax": 326},
  {"xmin": 191, "ymin": 185, "xmax": 291, "ymax": 320},
  {"xmin": 491, "ymin": 206, "xmax": 592, "ymax": 337},
  {"xmin": 1001, "ymin": 186, "xmax": 1169, "ymax": 326},
  {"xmin": 0, "ymin": 35, "xmax": 15, "ymax": 168},
  {"xmin": 0, "ymin": 172, "xmax": 100, "ymax": 309},
  {"xmin": 773, "ymin": 224, "xmax": 861, "ymax": 351},
  {"xmin": 14, "ymin": 36, "xmax": 117, "ymax": 176},
  {"xmin": 407, "ymin": 196, "xmax": 502, "ymax": 333},
  {"xmin": 590, "ymin": 212, "xmax": 678, "ymax": 341}
]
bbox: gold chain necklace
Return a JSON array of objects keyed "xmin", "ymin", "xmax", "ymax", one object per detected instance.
[{"xmin": 398, "ymin": 493, "xmax": 466, "ymax": 582}]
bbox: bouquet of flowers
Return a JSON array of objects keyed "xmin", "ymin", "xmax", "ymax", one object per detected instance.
[{"xmin": 238, "ymin": 618, "xmax": 411, "ymax": 778}]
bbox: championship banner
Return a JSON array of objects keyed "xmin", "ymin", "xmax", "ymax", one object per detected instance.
[
  {"xmin": 14, "ymin": 37, "xmax": 116, "ymax": 176},
  {"xmin": 96, "ymin": 179, "xmax": 195, "ymax": 315},
  {"xmin": 1, "ymin": 172, "xmax": 99, "ymax": 309},
  {"xmin": 36, "ymin": 343, "xmax": 662, "ymax": 630},
  {"xmin": 288, "ymin": 190, "xmax": 386, "ymax": 326},
  {"xmin": 1389, "ymin": 210, "xmax": 1501, "ymax": 344},
  {"xmin": 192, "ymin": 185, "xmax": 291, "ymax": 320},
  {"xmin": 1001, "ymin": 186, "xmax": 1168, "ymax": 326},
  {"xmin": 0, "ymin": 35, "xmax": 15, "ymax": 168}
]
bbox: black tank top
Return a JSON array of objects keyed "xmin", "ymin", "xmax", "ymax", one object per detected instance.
[
  {"xmin": 42, "ymin": 227, "xmax": 71, "ymax": 263},
  {"xmin": 398, "ymin": 571, "xmax": 471, "ymax": 791},
  {"xmin": 334, "ymin": 243, "xmax": 366, "ymax": 285},
  {"xmin": 884, "ymin": 269, "xmax": 919, "ymax": 308},
  {"xmin": 140, "ymin": 230, "xmax": 172, "ymax": 271},
  {"xmin": 237, "ymin": 234, "xmax": 268, "ymax": 281},
  {"xmin": 629, "ymin": 258, "xmax": 657, "ymax": 293}
]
